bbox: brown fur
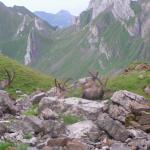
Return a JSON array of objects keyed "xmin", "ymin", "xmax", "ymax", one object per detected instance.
[
  {"xmin": 53, "ymin": 78, "xmax": 70, "ymax": 98},
  {"xmin": 81, "ymin": 71, "xmax": 107, "ymax": 100}
]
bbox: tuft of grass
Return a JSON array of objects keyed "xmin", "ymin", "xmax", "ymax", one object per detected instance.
[
  {"xmin": 62, "ymin": 114, "xmax": 81, "ymax": 125},
  {"xmin": 16, "ymin": 144, "xmax": 28, "ymax": 150},
  {"xmin": 67, "ymin": 87, "xmax": 83, "ymax": 98},
  {"xmin": 23, "ymin": 105, "xmax": 38, "ymax": 116},
  {"xmin": 0, "ymin": 142, "xmax": 27, "ymax": 150},
  {"xmin": 0, "ymin": 142, "xmax": 13, "ymax": 150},
  {"xmin": 23, "ymin": 132, "xmax": 33, "ymax": 139}
]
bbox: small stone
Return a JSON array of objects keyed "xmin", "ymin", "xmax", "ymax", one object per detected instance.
[
  {"xmin": 144, "ymin": 86, "xmax": 150, "ymax": 96},
  {"xmin": 31, "ymin": 92, "xmax": 46, "ymax": 104},
  {"xmin": 41, "ymin": 108, "xmax": 58, "ymax": 120},
  {"xmin": 67, "ymin": 140, "xmax": 87, "ymax": 150},
  {"xmin": 42, "ymin": 146, "xmax": 53, "ymax": 150}
]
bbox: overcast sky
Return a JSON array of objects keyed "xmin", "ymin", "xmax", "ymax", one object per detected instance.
[{"xmin": 1, "ymin": 0, "xmax": 90, "ymax": 15}]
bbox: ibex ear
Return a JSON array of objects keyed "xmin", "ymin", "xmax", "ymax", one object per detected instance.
[
  {"xmin": 62, "ymin": 78, "xmax": 72, "ymax": 87},
  {"xmin": 96, "ymin": 71, "xmax": 99, "ymax": 78},
  {"xmin": 54, "ymin": 79, "xmax": 58, "ymax": 87},
  {"xmin": 104, "ymin": 78, "xmax": 108, "ymax": 86}
]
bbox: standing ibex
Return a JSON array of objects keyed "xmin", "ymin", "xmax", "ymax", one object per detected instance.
[
  {"xmin": 53, "ymin": 78, "xmax": 71, "ymax": 98},
  {"xmin": 0, "ymin": 69, "xmax": 15, "ymax": 90},
  {"xmin": 81, "ymin": 71, "xmax": 108, "ymax": 100}
]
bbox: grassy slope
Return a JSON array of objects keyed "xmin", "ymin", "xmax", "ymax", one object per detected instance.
[
  {"xmin": 0, "ymin": 54, "xmax": 53, "ymax": 97},
  {"xmin": 108, "ymin": 63, "xmax": 150, "ymax": 99}
]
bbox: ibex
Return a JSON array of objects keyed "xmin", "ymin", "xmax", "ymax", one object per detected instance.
[
  {"xmin": 53, "ymin": 78, "xmax": 71, "ymax": 98},
  {"xmin": 81, "ymin": 71, "xmax": 108, "ymax": 100},
  {"xmin": 0, "ymin": 69, "xmax": 15, "ymax": 90}
]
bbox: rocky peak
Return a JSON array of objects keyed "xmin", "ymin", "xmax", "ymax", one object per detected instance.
[{"xmin": 88, "ymin": 0, "xmax": 138, "ymax": 21}]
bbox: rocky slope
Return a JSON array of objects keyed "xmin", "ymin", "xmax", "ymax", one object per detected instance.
[
  {"xmin": 35, "ymin": 10, "xmax": 74, "ymax": 28},
  {"xmin": 1, "ymin": 88, "xmax": 150, "ymax": 150}
]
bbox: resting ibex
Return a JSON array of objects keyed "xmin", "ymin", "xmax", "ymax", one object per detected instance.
[
  {"xmin": 0, "ymin": 69, "xmax": 15, "ymax": 90},
  {"xmin": 81, "ymin": 71, "xmax": 108, "ymax": 100},
  {"xmin": 53, "ymin": 78, "xmax": 71, "ymax": 98}
]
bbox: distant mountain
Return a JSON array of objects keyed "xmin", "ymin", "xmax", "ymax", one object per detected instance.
[{"xmin": 34, "ymin": 10, "xmax": 74, "ymax": 28}]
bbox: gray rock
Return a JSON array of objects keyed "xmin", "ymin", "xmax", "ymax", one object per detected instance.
[
  {"xmin": 39, "ymin": 97, "xmax": 58, "ymax": 112},
  {"xmin": 67, "ymin": 120, "xmax": 99, "ymax": 139},
  {"xmin": 97, "ymin": 113, "xmax": 130, "ymax": 142},
  {"xmin": 31, "ymin": 92, "xmax": 46, "ymax": 104},
  {"xmin": 0, "ymin": 123, "xmax": 7, "ymax": 136},
  {"xmin": 41, "ymin": 108, "xmax": 58, "ymax": 120},
  {"xmin": 21, "ymin": 137, "xmax": 37, "ymax": 146},
  {"xmin": 110, "ymin": 143, "xmax": 130, "ymax": 150},
  {"xmin": 63, "ymin": 97, "xmax": 108, "ymax": 120},
  {"xmin": 128, "ymin": 129, "xmax": 148, "ymax": 139},
  {"xmin": 23, "ymin": 116, "xmax": 43, "ymax": 134},
  {"xmin": 128, "ymin": 139, "xmax": 150, "ymax": 150},
  {"xmin": 111, "ymin": 90, "xmax": 150, "ymax": 112},
  {"xmin": 43, "ymin": 120, "xmax": 66, "ymax": 137},
  {"xmin": 9, "ymin": 120, "xmax": 34, "ymax": 134},
  {"xmin": 108, "ymin": 104, "xmax": 128, "ymax": 123}
]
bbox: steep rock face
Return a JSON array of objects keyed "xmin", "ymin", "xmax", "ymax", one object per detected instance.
[
  {"xmin": 88, "ymin": 0, "xmax": 150, "ymax": 37},
  {"xmin": 0, "ymin": 2, "xmax": 54, "ymax": 66},
  {"xmin": 140, "ymin": 1, "xmax": 150, "ymax": 38},
  {"xmin": 89, "ymin": 0, "xmax": 135, "ymax": 21},
  {"xmin": 24, "ymin": 30, "xmax": 37, "ymax": 65}
]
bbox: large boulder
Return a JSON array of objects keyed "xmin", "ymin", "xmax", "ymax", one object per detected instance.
[
  {"xmin": 67, "ymin": 120, "xmax": 99, "ymax": 139},
  {"xmin": 63, "ymin": 97, "xmax": 108, "ymax": 120},
  {"xmin": 39, "ymin": 97, "xmax": 108, "ymax": 121},
  {"xmin": 111, "ymin": 90, "xmax": 150, "ymax": 112},
  {"xmin": 97, "ymin": 113, "xmax": 130, "ymax": 142},
  {"xmin": 31, "ymin": 92, "xmax": 46, "ymax": 104}
]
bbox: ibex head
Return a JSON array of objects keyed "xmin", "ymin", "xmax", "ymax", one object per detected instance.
[
  {"xmin": 0, "ymin": 69, "xmax": 15, "ymax": 90},
  {"xmin": 54, "ymin": 78, "xmax": 71, "ymax": 98},
  {"xmin": 88, "ymin": 71, "xmax": 108, "ymax": 87}
]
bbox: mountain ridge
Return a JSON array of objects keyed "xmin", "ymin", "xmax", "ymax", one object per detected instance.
[{"xmin": 34, "ymin": 10, "xmax": 74, "ymax": 28}]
